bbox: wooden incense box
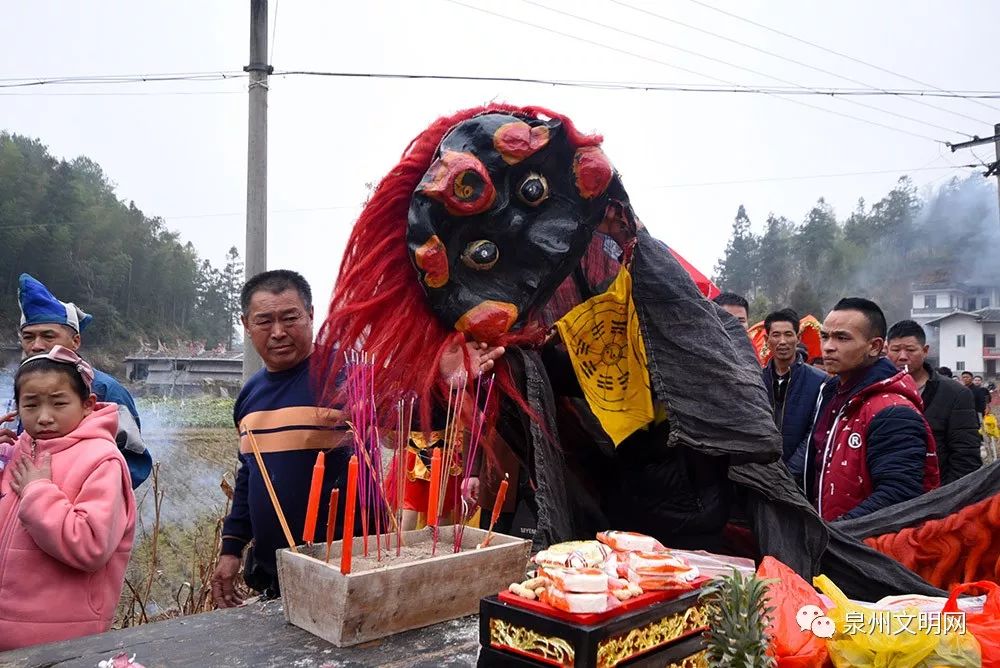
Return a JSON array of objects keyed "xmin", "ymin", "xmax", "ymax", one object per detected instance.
[
  {"xmin": 478, "ymin": 587, "xmax": 709, "ymax": 668},
  {"xmin": 277, "ymin": 525, "xmax": 531, "ymax": 647}
]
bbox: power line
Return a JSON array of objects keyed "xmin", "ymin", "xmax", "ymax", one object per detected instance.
[
  {"xmin": 267, "ymin": 71, "xmax": 1000, "ymax": 99},
  {"xmin": 269, "ymin": 0, "xmax": 280, "ymax": 66},
  {"xmin": 0, "ymin": 72, "xmax": 246, "ymax": 88},
  {"xmin": 0, "ymin": 90, "xmax": 243, "ymax": 97},
  {"xmin": 683, "ymin": 0, "xmax": 1000, "ymax": 116},
  {"xmin": 0, "ymin": 70, "xmax": 245, "ymax": 83},
  {"xmin": 441, "ymin": 0, "xmax": 946, "ymax": 144},
  {"xmin": 3, "ymin": 68, "xmax": 1000, "ymax": 100},
  {"xmin": 519, "ymin": 0, "xmax": 970, "ymax": 139},
  {"xmin": 608, "ymin": 0, "xmax": 994, "ymax": 128}
]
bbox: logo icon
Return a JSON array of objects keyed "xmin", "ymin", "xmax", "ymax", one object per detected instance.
[
  {"xmin": 811, "ymin": 615, "xmax": 836, "ymax": 638},
  {"xmin": 797, "ymin": 605, "xmax": 836, "ymax": 638},
  {"xmin": 848, "ymin": 432, "xmax": 863, "ymax": 449},
  {"xmin": 796, "ymin": 605, "xmax": 824, "ymax": 631}
]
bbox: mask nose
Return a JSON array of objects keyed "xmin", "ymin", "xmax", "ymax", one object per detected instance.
[{"xmin": 455, "ymin": 301, "xmax": 519, "ymax": 344}]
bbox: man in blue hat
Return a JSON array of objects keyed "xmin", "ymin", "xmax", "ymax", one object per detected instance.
[{"xmin": 10, "ymin": 273, "xmax": 151, "ymax": 488}]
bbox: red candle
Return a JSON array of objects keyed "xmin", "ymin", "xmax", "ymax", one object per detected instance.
[
  {"xmin": 491, "ymin": 478, "xmax": 509, "ymax": 528},
  {"xmin": 303, "ymin": 451, "xmax": 325, "ymax": 544},
  {"xmin": 325, "ymin": 488, "xmax": 340, "ymax": 564},
  {"xmin": 340, "ymin": 455, "xmax": 359, "ymax": 575},
  {"xmin": 427, "ymin": 449, "xmax": 443, "ymax": 528}
]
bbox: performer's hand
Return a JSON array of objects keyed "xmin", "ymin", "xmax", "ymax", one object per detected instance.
[
  {"xmin": 0, "ymin": 410, "xmax": 18, "ymax": 447},
  {"xmin": 462, "ymin": 476, "xmax": 480, "ymax": 505},
  {"xmin": 211, "ymin": 555, "xmax": 245, "ymax": 608},
  {"xmin": 10, "ymin": 451, "xmax": 51, "ymax": 497},
  {"xmin": 440, "ymin": 341, "xmax": 505, "ymax": 385}
]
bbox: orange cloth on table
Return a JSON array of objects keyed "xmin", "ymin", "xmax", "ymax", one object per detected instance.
[{"xmin": 863, "ymin": 491, "xmax": 1000, "ymax": 589}]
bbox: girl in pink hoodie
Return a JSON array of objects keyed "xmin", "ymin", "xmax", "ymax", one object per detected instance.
[{"xmin": 0, "ymin": 345, "xmax": 136, "ymax": 650}]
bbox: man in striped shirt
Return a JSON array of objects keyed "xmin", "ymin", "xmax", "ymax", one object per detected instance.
[{"xmin": 212, "ymin": 270, "xmax": 349, "ymax": 605}]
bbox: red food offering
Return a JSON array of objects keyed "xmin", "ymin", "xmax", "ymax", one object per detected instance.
[{"xmin": 499, "ymin": 576, "xmax": 710, "ymax": 625}]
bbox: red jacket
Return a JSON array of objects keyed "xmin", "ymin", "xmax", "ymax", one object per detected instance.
[{"xmin": 806, "ymin": 359, "xmax": 940, "ymax": 521}]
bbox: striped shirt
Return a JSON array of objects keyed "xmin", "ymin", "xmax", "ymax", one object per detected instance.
[{"xmin": 220, "ymin": 355, "xmax": 349, "ymax": 584}]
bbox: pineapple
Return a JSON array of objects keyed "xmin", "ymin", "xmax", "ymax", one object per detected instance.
[{"xmin": 700, "ymin": 570, "xmax": 776, "ymax": 668}]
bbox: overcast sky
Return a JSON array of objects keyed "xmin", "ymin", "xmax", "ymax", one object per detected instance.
[{"xmin": 3, "ymin": 1, "xmax": 998, "ymax": 322}]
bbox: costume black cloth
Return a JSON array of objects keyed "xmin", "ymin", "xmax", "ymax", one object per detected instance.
[
  {"xmin": 498, "ymin": 229, "xmax": 946, "ymax": 600},
  {"xmin": 835, "ymin": 461, "xmax": 1000, "ymax": 538}
]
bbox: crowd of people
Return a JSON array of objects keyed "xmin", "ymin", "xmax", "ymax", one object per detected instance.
[
  {"xmin": 712, "ymin": 290, "xmax": 991, "ymax": 522},
  {"xmin": 2, "ymin": 264, "xmax": 997, "ymax": 651}
]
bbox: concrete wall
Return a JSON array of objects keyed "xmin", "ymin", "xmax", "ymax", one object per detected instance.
[
  {"xmin": 126, "ymin": 358, "xmax": 242, "ymax": 397},
  {"xmin": 936, "ymin": 315, "xmax": 983, "ymax": 374},
  {"xmin": 913, "ymin": 292, "xmax": 956, "ymax": 309}
]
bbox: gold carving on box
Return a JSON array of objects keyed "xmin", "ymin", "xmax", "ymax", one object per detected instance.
[
  {"xmin": 489, "ymin": 618, "xmax": 575, "ymax": 666},
  {"xmin": 667, "ymin": 650, "xmax": 709, "ymax": 668},
  {"xmin": 596, "ymin": 605, "xmax": 709, "ymax": 668}
]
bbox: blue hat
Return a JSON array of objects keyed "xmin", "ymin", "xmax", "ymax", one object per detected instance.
[{"xmin": 18, "ymin": 273, "xmax": 93, "ymax": 333}]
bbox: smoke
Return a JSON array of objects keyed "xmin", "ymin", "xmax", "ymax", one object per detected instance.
[
  {"xmin": 916, "ymin": 175, "xmax": 1000, "ymax": 288},
  {"xmin": 0, "ymin": 362, "xmax": 15, "ymax": 415},
  {"xmin": 134, "ymin": 398, "xmax": 235, "ymax": 528}
]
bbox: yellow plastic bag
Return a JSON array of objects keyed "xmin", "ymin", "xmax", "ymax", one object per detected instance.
[{"xmin": 814, "ymin": 575, "xmax": 981, "ymax": 668}]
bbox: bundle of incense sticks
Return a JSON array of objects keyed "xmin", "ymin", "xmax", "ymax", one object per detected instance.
[
  {"xmin": 428, "ymin": 378, "xmax": 466, "ymax": 556},
  {"xmin": 454, "ymin": 373, "xmax": 494, "ymax": 553},
  {"xmin": 344, "ymin": 350, "xmax": 397, "ymax": 562}
]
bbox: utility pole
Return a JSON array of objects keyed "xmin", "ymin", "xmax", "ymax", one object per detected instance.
[
  {"xmin": 243, "ymin": 0, "xmax": 271, "ymax": 382},
  {"xmin": 995, "ymin": 123, "xmax": 1000, "ymax": 222},
  {"xmin": 948, "ymin": 125, "xmax": 1000, "ymax": 226}
]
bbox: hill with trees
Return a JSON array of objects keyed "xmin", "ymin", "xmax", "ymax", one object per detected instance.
[
  {"xmin": 0, "ymin": 132, "xmax": 241, "ymax": 356},
  {"xmin": 714, "ymin": 174, "xmax": 1000, "ymax": 325}
]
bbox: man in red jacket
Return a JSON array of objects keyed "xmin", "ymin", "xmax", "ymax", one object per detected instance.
[{"xmin": 801, "ymin": 297, "xmax": 939, "ymax": 521}]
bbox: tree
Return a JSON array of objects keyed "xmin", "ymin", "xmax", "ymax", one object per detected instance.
[
  {"xmin": 712, "ymin": 174, "xmax": 999, "ymax": 329},
  {"xmin": 757, "ymin": 214, "xmax": 796, "ymax": 306},
  {"xmin": 220, "ymin": 247, "xmax": 243, "ymax": 349},
  {"xmin": 789, "ymin": 280, "xmax": 823, "ymax": 320},
  {"xmin": 0, "ymin": 132, "xmax": 215, "ymax": 352},
  {"xmin": 715, "ymin": 205, "xmax": 759, "ymax": 297}
]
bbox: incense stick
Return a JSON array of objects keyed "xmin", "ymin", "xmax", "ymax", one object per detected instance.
[
  {"xmin": 479, "ymin": 473, "xmax": 509, "ymax": 549},
  {"xmin": 243, "ymin": 425, "xmax": 298, "ymax": 554},
  {"xmin": 438, "ymin": 381, "xmax": 465, "ymax": 518},
  {"xmin": 344, "ymin": 349, "xmax": 396, "ymax": 562},
  {"xmin": 395, "ymin": 396, "xmax": 414, "ymax": 555},
  {"xmin": 325, "ymin": 488, "xmax": 339, "ymax": 564},
  {"xmin": 454, "ymin": 374, "xmax": 494, "ymax": 552}
]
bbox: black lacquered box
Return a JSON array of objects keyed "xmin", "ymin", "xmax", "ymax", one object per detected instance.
[{"xmin": 478, "ymin": 587, "xmax": 708, "ymax": 668}]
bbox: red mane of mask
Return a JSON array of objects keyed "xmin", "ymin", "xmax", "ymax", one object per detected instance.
[{"xmin": 313, "ymin": 103, "xmax": 602, "ymax": 434}]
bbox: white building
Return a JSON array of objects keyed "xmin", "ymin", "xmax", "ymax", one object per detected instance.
[
  {"xmin": 925, "ymin": 308, "xmax": 1000, "ymax": 380},
  {"xmin": 911, "ymin": 281, "xmax": 1000, "ymax": 366}
]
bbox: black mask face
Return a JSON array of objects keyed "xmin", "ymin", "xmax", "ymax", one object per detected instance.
[{"xmin": 407, "ymin": 112, "xmax": 623, "ymax": 342}]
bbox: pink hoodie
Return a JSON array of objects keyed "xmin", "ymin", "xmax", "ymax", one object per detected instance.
[{"xmin": 0, "ymin": 402, "xmax": 136, "ymax": 650}]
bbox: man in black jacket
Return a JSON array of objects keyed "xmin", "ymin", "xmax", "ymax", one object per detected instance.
[
  {"xmin": 886, "ymin": 320, "xmax": 981, "ymax": 484},
  {"xmin": 761, "ymin": 308, "xmax": 827, "ymax": 477}
]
